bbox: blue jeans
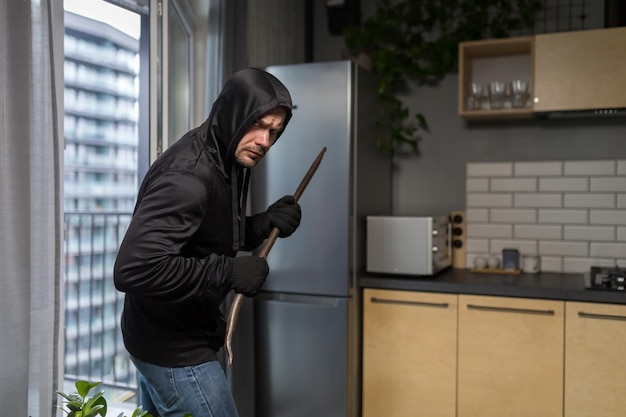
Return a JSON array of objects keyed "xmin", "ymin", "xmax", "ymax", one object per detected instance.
[{"xmin": 131, "ymin": 356, "xmax": 240, "ymax": 417}]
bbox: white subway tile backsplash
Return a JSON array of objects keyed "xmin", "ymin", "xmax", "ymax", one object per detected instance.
[
  {"xmin": 466, "ymin": 238, "xmax": 489, "ymax": 253},
  {"xmin": 467, "ymin": 223, "xmax": 513, "ymax": 239},
  {"xmin": 539, "ymin": 241, "xmax": 588, "ymax": 257},
  {"xmin": 540, "ymin": 256, "xmax": 563, "ymax": 273},
  {"xmin": 467, "ymin": 162, "xmax": 513, "ymax": 177},
  {"xmin": 563, "ymin": 226, "xmax": 615, "ymax": 241},
  {"xmin": 491, "ymin": 178, "xmax": 537, "ymax": 192},
  {"xmin": 514, "ymin": 225, "xmax": 562, "ymax": 240},
  {"xmin": 590, "ymin": 177, "xmax": 626, "ymax": 192},
  {"xmin": 563, "ymin": 258, "xmax": 616, "ymax": 273},
  {"xmin": 514, "ymin": 161, "xmax": 562, "ymax": 177},
  {"xmin": 589, "ymin": 210, "xmax": 626, "ymax": 225},
  {"xmin": 465, "ymin": 159, "xmax": 625, "ymax": 270},
  {"xmin": 490, "ymin": 239, "xmax": 537, "ymax": 255},
  {"xmin": 490, "ymin": 209, "xmax": 537, "ymax": 223},
  {"xmin": 467, "ymin": 178, "xmax": 489, "ymax": 192},
  {"xmin": 564, "ymin": 160, "xmax": 615, "ymax": 176},
  {"xmin": 538, "ymin": 209, "xmax": 588, "ymax": 224},
  {"xmin": 564, "ymin": 193, "xmax": 615, "ymax": 208},
  {"xmin": 514, "ymin": 193, "xmax": 562, "ymax": 208},
  {"xmin": 590, "ymin": 242, "xmax": 626, "ymax": 258},
  {"xmin": 467, "ymin": 193, "xmax": 513, "ymax": 208},
  {"xmin": 466, "ymin": 209, "xmax": 489, "ymax": 223},
  {"xmin": 617, "ymin": 160, "xmax": 626, "ymax": 176},
  {"xmin": 540, "ymin": 177, "xmax": 589, "ymax": 192}
]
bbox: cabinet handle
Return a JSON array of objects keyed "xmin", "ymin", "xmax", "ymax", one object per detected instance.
[
  {"xmin": 370, "ymin": 297, "xmax": 449, "ymax": 309},
  {"xmin": 578, "ymin": 311, "xmax": 626, "ymax": 321},
  {"xmin": 466, "ymin": 304, "xmax": 555, "ymax": 316}
]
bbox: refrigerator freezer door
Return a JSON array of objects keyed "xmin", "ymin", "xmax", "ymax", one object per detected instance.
[
  {"xmin": 254, "ymin": 292, "xmax": 351, "ymax": 417},
  {"xmin": 254, "ymin": 61, "xmax": 353, "ymax": 297}
]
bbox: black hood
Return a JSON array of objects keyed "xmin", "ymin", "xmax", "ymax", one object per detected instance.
[
  {"xmin": 196, "ymin": 68, "xmax": 292, "ymax": 251},
  {"xmin": 197, "ymin": 67, "xmax": 293, "ymax": 173}
]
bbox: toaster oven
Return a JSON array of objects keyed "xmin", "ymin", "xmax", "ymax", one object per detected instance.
[{"xmin": 366, "ymin": 215, "xmax": 452, "ymax": 276}]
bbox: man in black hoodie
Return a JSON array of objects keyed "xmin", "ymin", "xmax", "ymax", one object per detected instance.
[{"xmin": 114, "ymin": 68, "xmax": 301, "ymax": 417}]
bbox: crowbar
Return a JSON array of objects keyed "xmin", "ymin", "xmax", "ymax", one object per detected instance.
[{"xmin": 224, "ymin": 146, "xmax": 327, "ymax": 367}]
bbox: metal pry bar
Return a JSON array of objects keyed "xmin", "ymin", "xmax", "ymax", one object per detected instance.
[{"xmin": 224, "ymin": 146, "xmax": 327, "ymax": 367}]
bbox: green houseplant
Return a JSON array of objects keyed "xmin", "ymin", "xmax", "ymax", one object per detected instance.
[
  {"xmin": 57, "ymin": 380, "xmax": 193, "ymax": 417},
  {"xmin": 58, "ymin": 380, "xmax": 151, "ymax": 417},
  {"xmin": 343, "ymin": 0, "xmax": 541, "ymax": 155}
]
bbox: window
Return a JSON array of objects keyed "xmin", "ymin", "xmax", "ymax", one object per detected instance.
[
  {"xmin": 63, "ymin": 0, "xmax": 145, "ymax": 412},
  {"xmin": 62, "ymin": 0, "xmax": 196, "ymax": 413}
]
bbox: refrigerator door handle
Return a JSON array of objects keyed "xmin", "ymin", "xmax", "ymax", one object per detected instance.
[{"xmin": 258, "ymin": 292, "xmax": 344, "ymax": 307}]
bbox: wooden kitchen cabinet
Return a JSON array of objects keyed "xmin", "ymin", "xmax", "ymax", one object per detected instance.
[
  {"xmin": 458, "ymin": 26, "xmax": 626, "ymax": 119},
  {"xmin": 534, "ymin": 27, "xmax": 626, "ymax": 112},
  {"xmin": 458, "ymin": 36, "xmax": 534, "ymax": 120},
  {"xmin": 457, "ymin": 295, "xmax": 564, "ymax": 417},
  {"xmin": 565, "ymin": 302, "xmax": 626, "ymax": 417},
  {"xmin": 362, "ymin": 289, "xmax": 457, "ymax": 417}
]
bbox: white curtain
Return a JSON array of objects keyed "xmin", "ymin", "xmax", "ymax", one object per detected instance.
[{"xmin": 0, "ymin": 0, "xmax": 64, "ymax": 415}]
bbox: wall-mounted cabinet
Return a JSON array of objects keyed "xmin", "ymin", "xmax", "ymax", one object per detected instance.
[
  {"xmin": 459, "ymin": 27, "xmax": 626, "ymax": 120},
  {"xmin": 458, "ymin": 36, "xmax": 534, "ymax": 120},
  {"xmin": 534, "ymin": 28, "xmax": 626, "ymax": 112}
]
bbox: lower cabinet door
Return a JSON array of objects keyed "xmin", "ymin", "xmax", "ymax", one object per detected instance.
[
  {"xmin": 565, "ymin": 301, "xmax": 626, "ymax": 417},
  {"xmin": 457, "ymin": 295, "xmax": 564, "ymax": 417},
  {"xmin": 362, "ymin": 289, "xmax": 457, "ymax": 417}
]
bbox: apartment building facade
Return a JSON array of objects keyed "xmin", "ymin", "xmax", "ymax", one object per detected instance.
[{"xmin": 63, "ymin": 11, "xmax": 138, "ymax": 390}]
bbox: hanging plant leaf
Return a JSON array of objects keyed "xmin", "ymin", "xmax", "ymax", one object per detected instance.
[{"xmin": 343, "ymin": 0, "xmax": 542, "ymax": 156}]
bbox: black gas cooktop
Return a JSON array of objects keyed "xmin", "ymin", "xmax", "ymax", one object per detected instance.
[{"xmin": 587, "ymin": 266, "xmax": 626, "ymax": 291}]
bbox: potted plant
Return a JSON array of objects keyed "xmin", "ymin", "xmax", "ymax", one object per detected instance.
[{"xmin": 57, "ymin": 380, "xmax": 193, "ymax": 417}]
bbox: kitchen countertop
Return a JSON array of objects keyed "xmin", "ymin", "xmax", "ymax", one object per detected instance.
[{"xmin": 359, "ymin": 268, "xmax": 626, "ymax": 305}]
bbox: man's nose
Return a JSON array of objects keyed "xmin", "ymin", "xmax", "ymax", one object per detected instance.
[{"xmin": 257, "ymin": 129, "xmax": 271, "ymax": 146}]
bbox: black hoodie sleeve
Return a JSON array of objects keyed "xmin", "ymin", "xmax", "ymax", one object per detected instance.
[{"xmin": 114, "ymin": 170, "xmax": 232, "ymax": 302}]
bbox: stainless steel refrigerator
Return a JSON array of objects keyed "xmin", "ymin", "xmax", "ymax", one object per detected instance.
[{"xmin": 227, "ymin": 60, "xmax": 391, "ymax": 417}]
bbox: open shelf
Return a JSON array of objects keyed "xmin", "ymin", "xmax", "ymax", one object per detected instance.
[{"xmin": 458, "ymin": 36, "xmax": 534, "ymax": 119}]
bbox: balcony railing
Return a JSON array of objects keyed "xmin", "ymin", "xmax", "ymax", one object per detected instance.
[{"xmin": 63, "ymin": 211, "xmax": 138, "ymax": 406}]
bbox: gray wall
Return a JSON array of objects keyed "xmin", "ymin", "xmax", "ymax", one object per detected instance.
[
  {"xmin": 391, "ymin": 76, "xmax": 626, "ymax": 216},
  {"xmin": 309, "ymin": 1, "xmax": 626, "ymax": 216}
]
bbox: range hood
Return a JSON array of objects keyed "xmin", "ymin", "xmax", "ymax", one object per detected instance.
[{"xmin": 536, "ymin": 108, "xmax": 626, "ymax": 119}]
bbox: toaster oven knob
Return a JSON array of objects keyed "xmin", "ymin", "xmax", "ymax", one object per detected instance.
[
  {"xmin": 453, "ymin": 239, "xmax": 463, "ymax": 248},
  {"xmin": 453, "ymin": 227, "xmax": 463, "ymax": 236},
  {"xmin": 432, "ymin": 246, "xmax": 439, "ymax": 253},
  {"xmin": 432, "ymin": 230, "xmax": 438, "ymax": 236}
]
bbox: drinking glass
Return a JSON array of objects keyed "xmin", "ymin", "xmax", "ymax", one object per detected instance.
[
  {"xmin": 510, "ymin": 80, "xmax": 528, "ymax": 108},
  {"xmin": 466, "ymin": 82, "xmax": 484, "ymax": 110},
  {"xmin": 488, "ymin": 81, "xmax": 506, "ymax": 109}
]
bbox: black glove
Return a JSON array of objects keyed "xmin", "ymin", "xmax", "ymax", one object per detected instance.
[
  {"xmin": 229, "ymin": 256, "xmax": 269, "ymax": 297},
  {"xmin": 253, "ymin": 195, "xmax": 302, "ymax": 238}
]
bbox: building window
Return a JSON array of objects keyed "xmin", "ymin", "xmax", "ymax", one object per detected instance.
[{"xmin": 63, "ymin": 0, "xmax": 144, "ymax": 411}]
